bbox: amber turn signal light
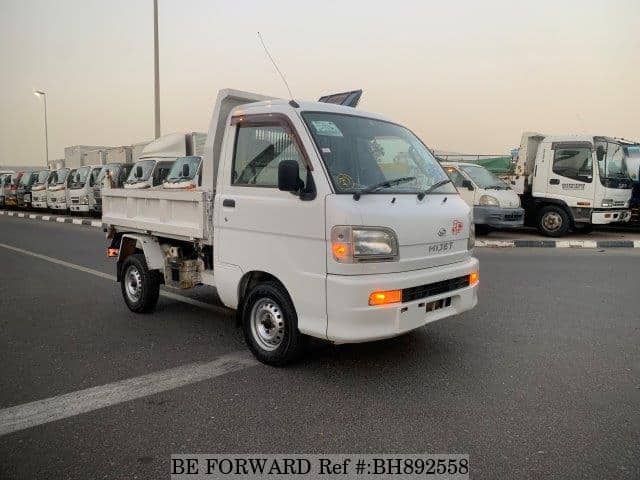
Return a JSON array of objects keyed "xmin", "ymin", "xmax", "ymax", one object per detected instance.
[
  {"xmin": 469, "ymin": 271, "xmax": 479, "ymax": 285},
  {"xmin": 368, "ymin": 289, "xmax": 402, "ymax": 306}
]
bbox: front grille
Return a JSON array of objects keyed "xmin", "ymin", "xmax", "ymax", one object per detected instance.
[
  {"xmin": 402, "ymin": 275, "xmax": 470, "ymax": 303},
  {"xmin": 613, "ymin": 201, "xmax": 625, "ymax": 207}
]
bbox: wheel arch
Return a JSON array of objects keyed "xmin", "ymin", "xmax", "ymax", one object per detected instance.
[
  {"xmin": 115, "ymin": 234, "xmax": 165, "ymax": 282},
  {"xmin": 236, "ymin": 271, "xmax": 293, "ymax": 325}
]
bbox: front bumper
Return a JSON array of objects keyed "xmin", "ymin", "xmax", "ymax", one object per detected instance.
[
  {"xmin": 592, "ymin": 209, "xmax": 631, "ymax": 224},
  {"xmin": 49, "ymin": 202, "xmax": 68, "ymax": 210},
  {"xmin": 326, "ymin": 257, "xmax": 479, "ymax": 343},
  {"xmin": 473, "ymin": 206, "xmax": 524, "ymax": 228},
  {"xmin": 69, "ymin": 204, "xmax": 90, "ymax": 212},
  {"xmin": 32, "ymin": 201, "xmax": 48, "ymax": 209}
]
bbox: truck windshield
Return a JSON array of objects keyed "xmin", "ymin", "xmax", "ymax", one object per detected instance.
[
  {"xmin": 70, "ymin": 166, "xmax": 90, "ymax": 188},
  {"xmin": 459, "ymin": 164, "xmax": 509, "ymax": 190},
  {"xmin": 97, "ymin": 164, "xmax": 120, "ymax": 184},
  {"xmin": 595, "ymin": 140, "xmax": 631, "ymax": 188},
  {"xmin": 19, "ymin": 172, "xmax": 34, "ymax": 186},
  {"xmin": 165, "ymin": 156, "xmax": 201, "ymax": 183},
  {"xmin": 35, "ymin": 170, "xmax": 49, "ymax": 185},
  {"xmin": 624, "ymin": 146, "xmax": 640, "ymax": 182},
  {"xmin": 302, "ymin": 112, "xmax": 456, "ymax": 195},
  {"xmin": 126, "ymin": 160, "xmax": 155, "ymax": 184},
  {"xmin": 55, "ymin": 169, "xmax": 70, "ymax": 185},
  {"xmin": 90, "ymin": 167, "xmax": 102, "ymax": 186}
]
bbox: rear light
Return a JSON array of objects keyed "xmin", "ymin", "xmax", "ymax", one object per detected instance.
[
  {"xmin": 107, "ymin": 248, "xmax": 119, "ymax": 257},
  {"xmin": 368, "ymin": 289, "xmax": 402, "ymax": 306}
]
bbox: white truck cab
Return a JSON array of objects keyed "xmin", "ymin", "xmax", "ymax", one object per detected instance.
[
  {"xmin": 442, "ymin": 162, "xmax": 524, "ymax": 231},
  {"xmin": 508, "ymin": 133, "xmax": 633, "ymax": 236},
  {"xmin": 68, "ymin": 165, "xmax": 104, "ymax": 214},
  {"xmin": 124, "ymin": 159, "xmax": 174, "ymax": 189},
  {"xmin": 162, "ymin": 156, "xmax": 202, "ymax": 189},
  {"xmin": 103, "ymin": 89, "xmax": 479, "ymax": 365},
  {"xmin": 46, "ymin": 168, "xmax": 72, "ymax": 211},
  {"xmin": 31, "ymin": 170, "xmax": 51, "ymax": 209}
]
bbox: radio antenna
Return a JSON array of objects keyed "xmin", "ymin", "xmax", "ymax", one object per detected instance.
[{"xmin": 257, "ymin": 31, "xmax": 294, "ymax": 100}]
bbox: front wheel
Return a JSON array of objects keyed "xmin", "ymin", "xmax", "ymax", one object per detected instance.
[
  {"xmin": 120, "ymin": 253, "xmax": 161, "ymax": 313},
  {"xmin": 537, "ymin": 205, "xmax": 570, "ymax": 237},
  {"xmin": 241, "ymin": 281, "xmax": 304, "ymax": 366}
]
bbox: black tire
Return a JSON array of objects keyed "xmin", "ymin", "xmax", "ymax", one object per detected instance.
[
  {"xmin": 120, "ymin": 253, "xmax": 161, "ymax": 313},
  {"xmin": 574, "ymin": 223, "xmax": 594, "ymax": 234},
  {"xmin": 241, "ymin": 281, "xmax": 304, "ymax": 366},
  {"xmin": 537, "ymin": 205, "xmax": 570, "ymax": 237}
]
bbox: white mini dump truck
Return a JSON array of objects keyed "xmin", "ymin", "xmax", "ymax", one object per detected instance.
[
  {"xmin": 507, "ymin": 133, "xmax": 633, "ymax": 236},
  {"xmin": 102, "ymin": 89, "xmax": 479, "ymax": 365}
]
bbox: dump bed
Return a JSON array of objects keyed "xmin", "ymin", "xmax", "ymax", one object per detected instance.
[
  {"xmin": 102, "ymin": 188, "xmax": 207, "ymax": 240},
  {"xmin": 102, "ymin": 89, "xmax": 273, "ymax": 243}
]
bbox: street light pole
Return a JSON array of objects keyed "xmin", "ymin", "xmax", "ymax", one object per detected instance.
[
  {"xmin": 153, "ymin": 0, "xmax": 160, "ymax": 139},
  {"xmin": 34, "ymin": 90, "xmax": 49, "ymax": 167}
]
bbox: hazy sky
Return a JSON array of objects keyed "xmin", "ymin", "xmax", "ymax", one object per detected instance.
[{"xmin": 1, "ymin": 0, "xmax": 638, "ymax": 166}]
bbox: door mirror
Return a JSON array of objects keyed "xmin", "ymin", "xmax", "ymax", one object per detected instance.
[
  {"xmin": 135, "ymin": 165, "xmax": 143, "ymax": 178},
  {"xmin": 461, "ymin": 179, "xmax": 475, "ymax": 191},
  {"xmin": 278, "ymin": 160, "xmax": 302, "ymax": 192},
  {"xmin": 182, "ymin": 163, "xmax": 190, "ymax": 178},
  {"xmin": 596, "ymin": 145, "xmax": 605, "ymax": 162}
]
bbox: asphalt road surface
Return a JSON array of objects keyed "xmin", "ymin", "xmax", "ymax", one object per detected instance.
[{"xmin": 0, "ymin": 215, "xmax": 638, "ymax": 479}]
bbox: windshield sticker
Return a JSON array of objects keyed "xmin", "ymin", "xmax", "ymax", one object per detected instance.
[
  {"xmin": 336, "ymin": 173, "xmax": 355, "ymax": 189},
  {"xmin": 321, "ymin": 147, "xmax": 331, "ymax": 154},
  {"xmin": 312, "ymin": 121, "xmax": 343, "ymax": 137}
]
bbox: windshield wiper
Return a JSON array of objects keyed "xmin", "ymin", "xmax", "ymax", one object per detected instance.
[
  {"xmin": 417, "ymin": 179, "xmax": 452, "ymax": 200},
  {"xmin": 353, "ymin": 176, "xmax": 416, "ymax": 200}
]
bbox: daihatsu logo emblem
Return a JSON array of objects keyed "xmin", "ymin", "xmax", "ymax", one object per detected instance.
[{"xmin": 437, "ymin": 227, "xmax": 447, "ymax": 237}]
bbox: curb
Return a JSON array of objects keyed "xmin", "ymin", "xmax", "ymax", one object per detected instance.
[
  {"xmin": 0, "ymin": 210, "xmax": 103, "ymax": 229},
  {"xmin": 476, "ymin": 239, "xmax": 640, "ymax": 249},
  {"xmin": 2, "ymin": 209, "xmax": 639, "ymax": 248}
]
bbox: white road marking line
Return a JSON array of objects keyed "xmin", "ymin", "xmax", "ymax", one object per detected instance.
[
  {"xmin": 0, "ymin": 242, "xmax": 230, "ymax": 314},
  {"xmin": 0, "ymin": 351, "xmax": 258, "ymax": 436}
]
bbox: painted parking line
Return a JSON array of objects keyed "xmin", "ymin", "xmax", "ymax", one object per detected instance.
[
  {"xmin": 0, "ymin": 351, "xmax": 258, "ymax": 436},
  {"xmin": 0, "ymin": 242, "xmax": 231, "ymax": 314}
]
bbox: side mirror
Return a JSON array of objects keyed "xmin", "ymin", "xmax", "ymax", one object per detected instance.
[
  {"xmin": 278, "ymin": 160, "xmax": 302, "ymax": 192},
  {"xmin": 596, "ymin": 145, "xmax": 605, "ymax": 162},
  {"xmin": 135, "ymin": 165, "xmax": 143, "ymax": 178},
  {"xmin": 461, "ymin": 179, "xmax": 475, "ymax": 191},
  {"xmin": 182, "ymin": 163, "xmax": 190, "ymax": 178}
]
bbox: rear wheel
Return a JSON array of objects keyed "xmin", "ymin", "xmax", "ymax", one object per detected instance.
[
  {"xmin": 241, "ymin": 281, "xmax": 304, "ymax": 366},
  {"xmin": 537, "ymin": 205, "xmax": 570, "ymax": 237},
  {"xmin": 120, "ymin": 253, "xmax": 161, "ymax": 313}
]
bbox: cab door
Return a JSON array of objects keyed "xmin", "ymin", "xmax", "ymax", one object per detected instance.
[
  {"xmin": 543, "ymin": 142, "xmax": 595, "ymax": 206},
  {"xmin": 215, "ymin": 114, "xmax": 327, "ymax": 337}
]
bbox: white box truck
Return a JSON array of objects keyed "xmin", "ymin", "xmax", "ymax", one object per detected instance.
[
  {"xmin": 507, "ymin": 133, "xmax": 633, "ymax": 236},
  {"xmin": 102, "ymin": 89, "xmax": 479, "ymax": 365}
]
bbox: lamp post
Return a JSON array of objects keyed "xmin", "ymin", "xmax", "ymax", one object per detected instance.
[
  {"xmin": 153, "ymin": 0, "xmax": 160, "ymax": 139},
  {"xmin": 33, "ymin": 90, "xmax": 49, "ymax": 167}
]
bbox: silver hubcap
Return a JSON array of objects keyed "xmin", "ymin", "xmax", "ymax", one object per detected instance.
[
  {"xmin": 543, "ymin": 211, "xmax": 563, "ymax": 231},
  {"xmin": 125, "ymin": 265, "xmax": 142, "ymax": 303},
  {"xmin": 250, "ymin": 298, "xmax": 285, "ymax": 351}
]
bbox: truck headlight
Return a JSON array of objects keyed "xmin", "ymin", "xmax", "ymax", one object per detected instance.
[
  {"xmin": 601, "ymin": 198, "xmax": 613, "ymax": 207},
  {"xmin": 331, "ymin": 226, "xmax": 398, "ymax": 263},
  {"xmin": 479, "ymin": 195, "xmax": 499, "ymax": 206}
]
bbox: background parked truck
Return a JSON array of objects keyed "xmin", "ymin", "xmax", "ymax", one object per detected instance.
[{"xmin": 506, "ymin": 133, "xmax": 633, "ymax": 236}]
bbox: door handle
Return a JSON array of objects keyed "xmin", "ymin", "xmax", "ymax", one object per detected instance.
[
  {"xmin": 549, "ymin": 179, "xmax": 560, "ymax": 185},
  {"xmin": 222, "ymin": 198, "xmax": 235, "ymax": 208}
]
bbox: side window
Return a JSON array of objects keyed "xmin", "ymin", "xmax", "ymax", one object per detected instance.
[
  {"xmin": 552, "ymin": 148, "xmax": 593, "ymax": 182},
  {"xmin": 232, "ymin": 124, "xmax": 305, "ymax": 187},
  {"xmin": 443, "ymin": 167, "xmax": 466, "ymax": 188}
]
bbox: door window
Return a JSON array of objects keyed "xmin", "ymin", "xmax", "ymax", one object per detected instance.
[
  {"xmin": 232, "ymin": 125, "xmax": 306, "ymax": 188},
  {"xmin": 443, "ymin": 166, "xmax": 467, "ymax": 188},
  {"xmin": 552, "ymin": 148, "xmax": 592, "ymax": 183}
]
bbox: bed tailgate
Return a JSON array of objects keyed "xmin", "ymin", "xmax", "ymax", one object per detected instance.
[{"xmin": 102, "ymin": 188, "xmax": 207, "ymax": 239}]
